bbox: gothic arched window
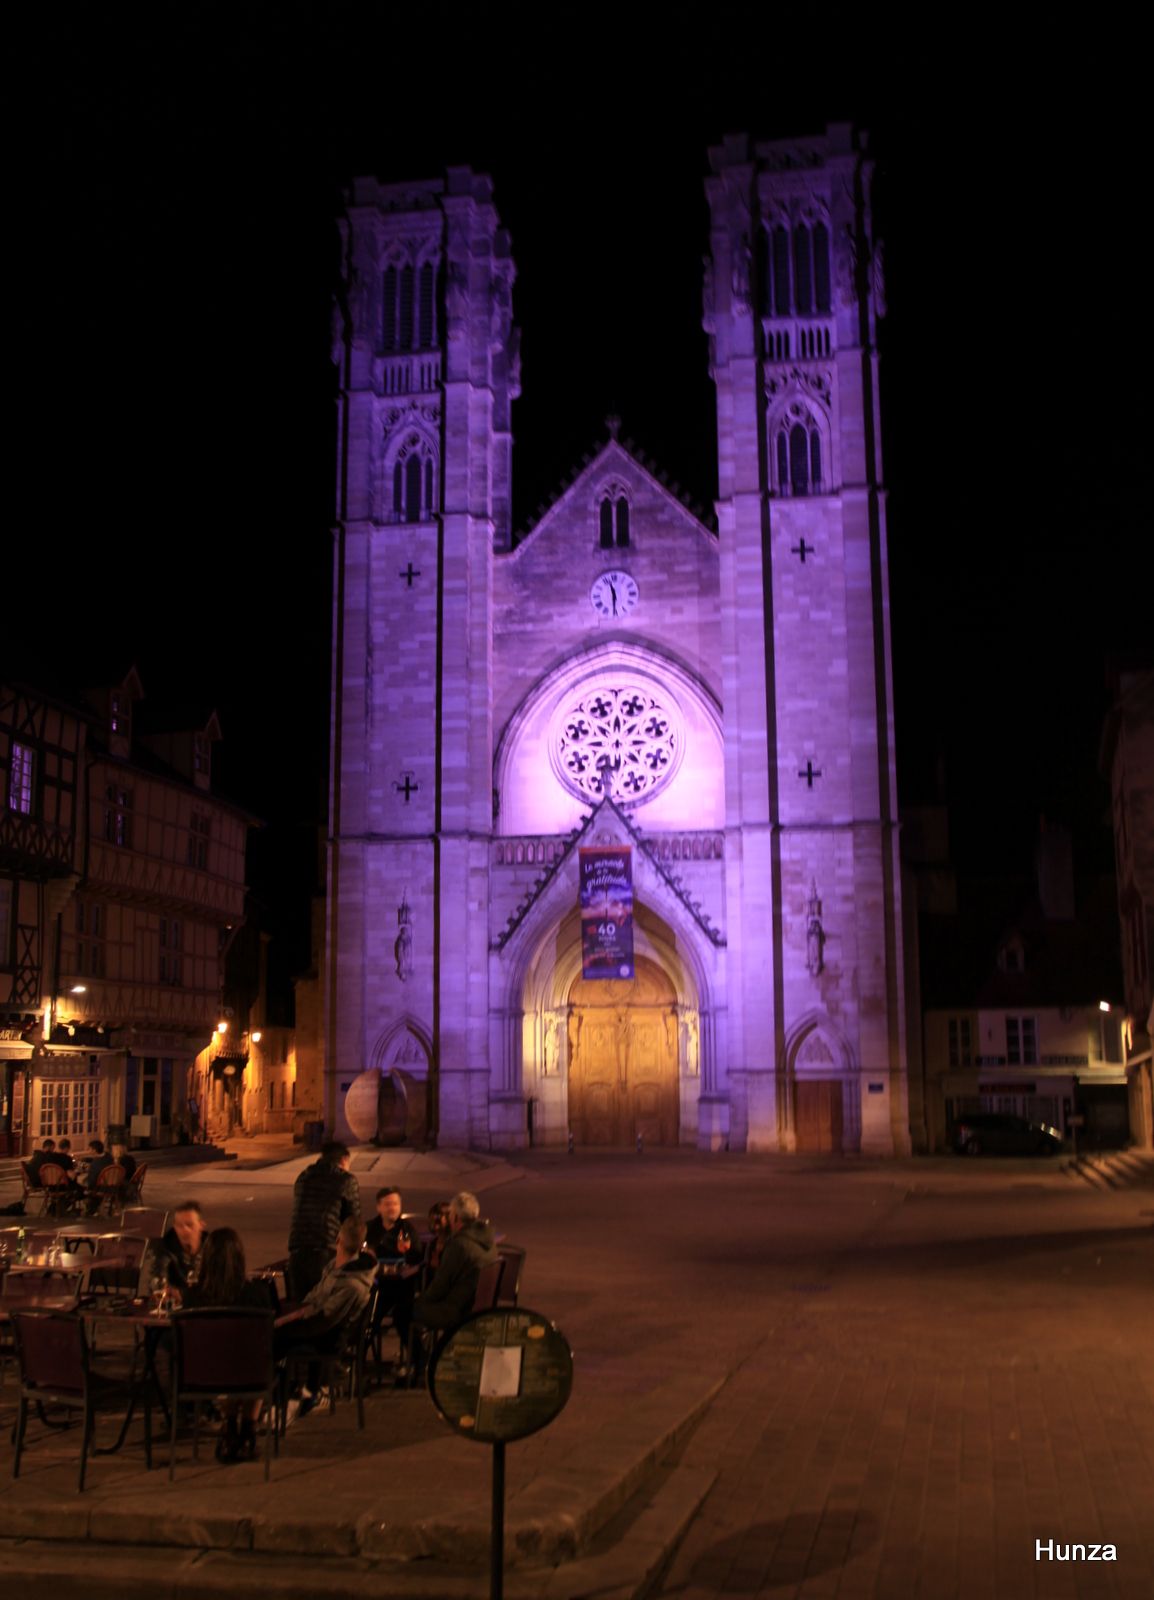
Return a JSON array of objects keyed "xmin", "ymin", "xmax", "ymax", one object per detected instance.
[
  {"xmin": 789, "ymin": 424, "xmax": 809, "ymax": 494},
  {"xmin": 390, "ymin": 433, "xmax": 438, "ymax": 523},
  {"xmin": 382, "ymin": 266, "xmax": 397, "ymax": 351},
  {"xmin": 774, "ymin": 409, "xmax": 824, "ymax": 497},
  {"xmin": 404, "ymin": 455, "xmax": 422, "ymax": 523},
  {"xmin": 772, "ymin": 227, "xmax": 791, "ymax": 316},
  {"xmin": 398, "ymin": 265, "xmax": 415, "ymax": 349},
  {"xmin": 418, "ymin": 261, "xmax": 435, "ymax": 347},
  {"xmin": 813, "ymin": 223, "xmax": 831, "ymax": 314},
  {"xmin": 793, "ymin": 225, "xmax": 812, "ymax": 316},
  {"xmin": 615, "ymin": 499, "xmax": 630, "ymax": 548},
  {"xmin": 599, "ymin": 492, "xmax": 630, "ymax": 549}
]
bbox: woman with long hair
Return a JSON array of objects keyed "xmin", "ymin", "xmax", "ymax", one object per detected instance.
[{"xmin": 182, "ymin": 1227, "xmax": 268, "ymax": 1461}]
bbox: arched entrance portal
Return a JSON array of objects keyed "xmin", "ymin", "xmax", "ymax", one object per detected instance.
[{"xmin": 567, "ymin": 957, "xmax": 679, "ymax": 1146}]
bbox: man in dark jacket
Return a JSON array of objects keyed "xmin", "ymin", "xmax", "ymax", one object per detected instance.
[
  {"xmin": 413, "ymin": 1190, "xmax": 498, "ymax": 1336},
  {"xmin": 365, "ymin": 1187, "xmax": 424, "ymax": 1357},
  {"xmin": 26, "ymin": 1139, "xmax": 58, "ymax": 1184},
  {"xmin": 157, "ymin": 1199, "xmax": 209, "ymax": 1291},
  {"xmin": 287, "ymin": 1141, "xmax": 360, "ymax": 1299}
]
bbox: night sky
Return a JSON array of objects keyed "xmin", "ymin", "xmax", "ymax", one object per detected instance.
[{"xmin": 15, "ymin": 10, "xmax": 1148, "ymax": 983}]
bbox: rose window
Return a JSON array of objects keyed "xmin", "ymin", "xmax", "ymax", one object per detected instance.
[{"xmin": 552, "ymin": 682, "xmax": 682, "ymax": 805}]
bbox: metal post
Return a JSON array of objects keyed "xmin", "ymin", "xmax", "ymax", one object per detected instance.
[{"xmin": 491, "ymin": 1438, "xmax": 506, "ymax": 1600}]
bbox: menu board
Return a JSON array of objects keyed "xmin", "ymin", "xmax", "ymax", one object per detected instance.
[{"xmin": 429, "ymin": 1308, "xmax": 573, "ymax": 1444}]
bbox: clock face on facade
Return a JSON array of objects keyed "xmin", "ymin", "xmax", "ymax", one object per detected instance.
[{"xmin": 590, "ymin": 570, "xmax": 639, "ymax": 619}]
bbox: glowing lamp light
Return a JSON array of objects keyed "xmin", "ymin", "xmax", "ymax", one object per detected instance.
[
  {"xmin": 216, "ymin": 1020, "xmax": 229, "ymax": 1034},
  {"xmin": 251, "ymin": 1030, "xmax": 262, "ymax": 1043},
  {"xmin": 1098, "ymin": 1000, "xmax": 1111, "ymax": 1013},
  {"xmin": 70, "ymin": 985, "xmax": 87, "ymax": 995}
]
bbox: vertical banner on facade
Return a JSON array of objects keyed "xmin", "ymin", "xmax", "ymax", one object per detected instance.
[{"xmin": 579, "ymin": 846, "xmax": 634, "ymax": 979}]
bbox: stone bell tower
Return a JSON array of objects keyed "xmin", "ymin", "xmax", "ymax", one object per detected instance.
[
  {"xmin": 325, "ymin": 169, "xmax": 519, "ymax": 1145},
  {"xmin": 704, "ymin": 125, "xmax": 909, "ymax": 1154}
]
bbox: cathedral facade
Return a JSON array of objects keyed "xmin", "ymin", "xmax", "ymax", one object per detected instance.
[{"xmin": 325, "ymin": 124, "xmax": 910, "ymax": 1156}]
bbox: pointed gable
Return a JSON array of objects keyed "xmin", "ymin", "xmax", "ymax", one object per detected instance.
[{"xmin": 492, "ymin": 439, "xmax": 722, "ymax": 753}]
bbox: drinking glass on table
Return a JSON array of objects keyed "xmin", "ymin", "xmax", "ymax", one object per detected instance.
[{"xmin": 148, "ymin": 1270, "xmax": 168, "ymax": 1316}]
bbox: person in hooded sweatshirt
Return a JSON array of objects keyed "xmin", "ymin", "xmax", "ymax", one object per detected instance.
[
  {"xmin": 276, "ymin": 1215, "xmax": 376, "ymax": 1414},
  {"xmin": 412, "ymin": 1190, "xmax": 498, "ymax": 1337}
]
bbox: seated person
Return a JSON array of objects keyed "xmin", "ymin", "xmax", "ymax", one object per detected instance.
[
  {"xmin": 412, "ymin": 1190, "xmax": 498, "ymax": 1342},
  {"xmin": 54, "ymin": 1138, "xmax": 76, "ymax": 1172},
  {"xmin": 26, "ymin": 1139, "xmax": 59, "ymax": 1186},
  {"xmin": 275, "ymin": 1216, "xmax": 375, "ymax": 1415},
  {"xmin": 426, "ymin": 1201, "xmax": 452, "ymax": 1271},
  {"xmin": 83, "ymin": 1139, "xmax": 116, "ymax": 1213},
  {"xmin": 179, "ymin": 1226, "xmax": 272, "ymax": 1462},
  {"xmin": 157, "ymin": 1200, "xmax": 209, "ymax": 1291},
  {"xmin": 111, "ymin": 1143, "xmax": 137, "ymax": 1182},
  {"xmin": 365, "ymin": 1188, "xmax": 424, "ymax": 1360},
  {"xmin": 365, "ymin": 1187, "xmax": 424, "ymax": 1261}
]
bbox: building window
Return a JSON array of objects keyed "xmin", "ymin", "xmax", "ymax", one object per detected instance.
[
  {"xmin": 418, "ymin": 261, "xmax": 435, "ymax": 347},
  {"xmin": 104, "ymin": 784, "xmax": 132, "ymax": 847},
  {"xmin": 187, "ymin": 813, "xmax": 210, "ymax": 870},
  {"xmin": 947, "ymin": 1017, "xmax": 972, "ymax": 1068},
  {"xmin": 763, "ymin": 222, "xmax": 831, "ymax": 318},
  {"xmin": 382, "ymin": 266, "xmax": 396, "ymax": 349},
  {"xmin": 159, "ymin": 918, "xmax": 183, "ymax": 986},
  {"xmin": 771, "ymin": 226, "xmax": 791, "ymax": 316},
  {"xmin": 391, "ymin": 434, "xmax": 437, "ymax": 524},
  {"xmin": 75, "ymin": 899, "xmax": 105, "ymax": 979},
  {"xmin": 193, "ymin": 733, "xmax": 209, "ymax": 776},
  {"xmin": 776, "ymin": 417, "xmax": 822, "ymax": 496},
  {"xmin": 8, "ymin": 743, "xmax": 34, "ymax": 814},
  {"xmin": 1006, "ymin": 1016, "xmax": 1038, "ymax": 1066},
  {"xmin": 35, "ymin": 1076, "xmax": 101, "ymax": 1141},
  {"xmin": 599, "ymin": 494, "xmax": 630, "ymax": 549}
]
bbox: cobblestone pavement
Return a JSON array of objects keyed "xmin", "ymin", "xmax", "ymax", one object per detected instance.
[
  {"xmin": 1, "ymin": 1149, "xmax": 1150, "ymax": 1598},
  {"xmin": 653, "ymin": 1175, "xmax": 1154, "ymax": 1600}
]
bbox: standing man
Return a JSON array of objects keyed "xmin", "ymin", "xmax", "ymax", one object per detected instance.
[{"xmin": 287, "ymin": 1140, "xmax": 360, "ymax": 1299}]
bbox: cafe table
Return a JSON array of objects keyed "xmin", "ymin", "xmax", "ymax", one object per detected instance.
[{"xmin": 81, "ymin": 1297, "xmax": 175, "ymax": 1448}]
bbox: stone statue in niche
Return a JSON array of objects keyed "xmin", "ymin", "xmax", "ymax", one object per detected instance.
[
  {"xmin": 730, "ymin": 233, "xmax": 752, "ymax": 314},
  {"xmin": 680, "ymin": 1012, "xmax": 700, "ymax": 1077},
  {"xmin": 394, "ymin": 893, "xmax": 414, "ymax": 981},
  {"xmin": 806, "ymin": 880, "xmax": 825, "ymax": 977},
  {"xmin": 543, "ymin": 1012, "xmax": 562, "ymax": 1076}
]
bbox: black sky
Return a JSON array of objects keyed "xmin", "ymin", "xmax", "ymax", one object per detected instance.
[{"xmin": 15, "ymin": 8, "xmax": 1149, "ymax": 974}]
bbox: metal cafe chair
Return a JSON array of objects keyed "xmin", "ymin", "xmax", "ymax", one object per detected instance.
[
  {"xmin": 169, "ymin": 1308, "xmax": 278, "ymax": 1481},
  {"xmin": 36, "ymin": 1163, "xmax": 80, "ymax": 1218},
  {"xmin": 125, "ymin": 1163, "xmax": 149, "ymax": 1204},
  {"xmin": 11, "ymin": 1309, "xmax": 153, "ymax": 1491},
  {"xmin": 120, "ymin": 1205, "xmax": 168, "ymax": 1240},
  {"xmin": 87, "ymin": 1233, "xmax": 150, "ymax": 1298},
  {"xmin": 92, "ymin": 1164, "xmax": 127, "ymax": 1218},
  {"xmin": 471, "ymin": 1257, "xmax": 506, "ymax": 1314},
  {"xmin": 495, "ymin": 1244, "xmax": 526, "ymax": 1307},
  {"xmin": 406, "ymin": 1258, "xmax": 507, "ymax": 1390},
  {"xmin": 1, "ymin": 1269, "xmax": 84, "ymax": 1379},
  {"xmin": 279, "ymin": 1297, "xmax": 375, "ymax": 1433}
]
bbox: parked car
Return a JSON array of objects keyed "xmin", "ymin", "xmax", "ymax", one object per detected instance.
[{"xmin": 951, "ymin": 1113, "xmax": 1063, "ymax": 1157}]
